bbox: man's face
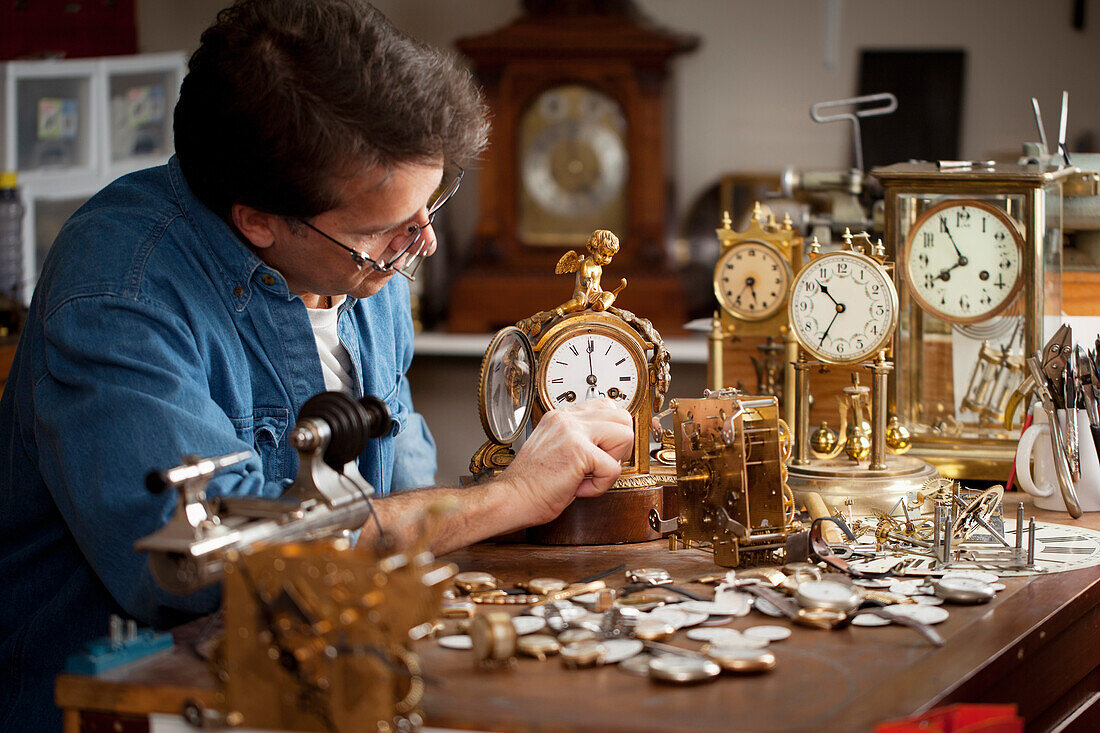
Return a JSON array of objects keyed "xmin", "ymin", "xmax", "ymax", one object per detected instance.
[{"xmin": 260, "ymin": 161, "xmax": 444, "ymax": 301}]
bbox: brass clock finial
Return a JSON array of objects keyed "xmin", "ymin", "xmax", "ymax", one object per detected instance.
[
  {"xmin": 782, "ymin": 212, "xmax": 793, "ymax": 231},
  {"xmin": 808, "ymin": 236, "xmax": 822, "ymax": 258},
  {"xmin": 751, "ymin": 201, "xmax": 763, "ymax": 224},
  {"xmin": 842, "ymin": 227, "xmax": 854, "ymax": 248},
  {"xmin": 721, "ymin": 210, "xmax": 733, "ymax": 230}
]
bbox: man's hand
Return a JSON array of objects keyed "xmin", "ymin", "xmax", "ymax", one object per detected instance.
[{"xmin": 497, "ymin": 399, "xmax": 633, "ymax": 526}]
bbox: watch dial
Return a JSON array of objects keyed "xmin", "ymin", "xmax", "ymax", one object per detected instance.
[
  {"xmin": 542, "ymin": 332, "xmax": 641, "ymax": 409},
  {"xmin": 518, "ymin": 84, "xmax": 628, "ymax": 246},
  {"xmin": 714, "ymin": 241, "xmax": 793, "ymax": 321},
  {"xmin": 789, "ymin": 251, "xmax": 897, "ymax": 364},
  {"xmin": 904, "ymin": 200, "xmax": 1023, "ymax": 323}
]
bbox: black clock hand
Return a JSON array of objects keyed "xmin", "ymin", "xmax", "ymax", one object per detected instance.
[
  {"xmin": 818, "ymin": 310, "xmax": 841, "ymax": 348},
  {"xmin": 733, "ymin": 280, "xmax": 750, "ymax": 306},
  {"xmin": 939, "ymin": 216, "xmax": 968, "ymax": 266},
  {"xmin": 818, "ymin": 282, "xmax": 839, "ymax": 306},
  {"xmin": 747, "ymin": 276, "xmax": 758, "ymax": 304}
]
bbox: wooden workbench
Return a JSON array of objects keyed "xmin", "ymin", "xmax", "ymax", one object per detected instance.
[{"xmin": 56, "ymin": 497, "xmax": 1100, "ymax": 733}]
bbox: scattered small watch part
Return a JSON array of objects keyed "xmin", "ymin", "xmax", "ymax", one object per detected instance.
[
  {"xmin": 632, "ymin": 619, "xmax": 676, "ymax": 641},
  {"xmin": 744, "ymin": 625, "xmax": 792, "ymax": 642},
  {"xmin": 699, "ymin": 614, "xmax": 736, "ymax": 627},
  {"xmin": 453, "ymin": 571, "xmax": 498, "ymax": 593},
  {"xmin": 618, "ymin": 653, "xmax": 656, "ymax": 677},
  {"xmin": 751, "ymin": 597, "xmax": 786, "ymax": 618},
  {"xmin": 888, "ymin": 580, "xmax": 927, "ymax": 596},
  {"xmin": 850, "ymin": 613, "xmax": 893, "ymax": 627},
  {"xmin": 560, "ymin": 640, "xmax": 606, "ymax": 669},
  {"xmin": 853, "ymin": 578, "xmax": 894, "ymax": 589},
  {"xmin": 529, "ymin": 602, "xmax": 585, "ymax": 621},
  {"xmin": 440, "ymin": 599, "xmax": 476, "ymax": 618},
  {"xmin": 613, "ymin": 594, "xmax": 668, "ymax": 612},
  {"xmin": 887, "ymin": 604, "xmax": 949, "ymax": 625},
  {"xmin": 557, "ymin": 628, "xmax": 598, "ymax": 644},
  {"xmin": 516, "ymin": 634, "xmax": 560, "ymax": 661},
  {"xmin": 599, "ymin": 638, "xmax": 644, "ymax": 664},
  {"xmin": 989, "ymin": 582, "xmax": 1006, "ymax": 592},
  {"xmin": 703, "ymin": 645, "xmax": 777, "ymax": 673},
  {"xmin": 941, "ymin": 569, "xmax": 999, "ymax": 584},
  {"xmin": 570, "ymin": 593, "xmax": 599, "ymax": 607},
  {"xmin": 511, "ymin": 616, "xmax": 547, "ymax": 636},
  {"xmin": 913, "ymin": 595, "xmax": 945, "ymax": 606},
  {"xmin": 685, "ymin": 627, "xmax": 744, "ymax": 643},
  {"xmin": 648, "ymin": 654, "xmax": 721, "ymax": 683},
  {"xmin": 646, "ymin": 607, "xmax": 707, "ymax": 629},
  {"xmin": 524, "ymin": 577, "xmax": 567, "ymax": 595},
  {"xmin": 594, "ymin": 588, "xmax": 616, "ymax": 613},
  {"xmin": 438, "ymin": 635, "xmax": 474, "ymax": 650},
  {"xmin": 626, "ymin": 567, "xmax": 673, "ymax": 585}
]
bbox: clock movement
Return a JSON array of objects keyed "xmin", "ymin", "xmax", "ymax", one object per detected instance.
[{"xmin": 448, "ymin": 0, "xmax": 697, "ymax": 335}]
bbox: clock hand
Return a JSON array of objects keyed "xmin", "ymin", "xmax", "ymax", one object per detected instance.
[
  {"xmin": 733, "ymin": 280, "xmax": 750, "ymax": 306},
  {"xmin": 747, "ymin": 276, "xmax": 758, "ymax": 304},
  {"xmin": 818, "ymin": 310, "xmax": 840, "ymax": 348},
  {"xmin": 818, "ymin": 282, "xmax": 839, "ymax": 306},
  {"xmin": 587, "ymin": 339, "xmax": 596, "ymax": 384},
  {"xmin": 939, "ymin": 217, "xmax": 968, "ymax": 266}
]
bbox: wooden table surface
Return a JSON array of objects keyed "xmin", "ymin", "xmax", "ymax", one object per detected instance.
[{"xmin": 56, "ymin": 496, "xmax": 1100, "ymax": 733}]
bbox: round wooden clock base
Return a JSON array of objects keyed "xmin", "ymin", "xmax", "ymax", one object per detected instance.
[{"xmin": 526, "ymin": 478, "xmax": 678, "ymax": 545}]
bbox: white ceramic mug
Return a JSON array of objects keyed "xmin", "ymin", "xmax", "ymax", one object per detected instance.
[{"xmin": 1015, "ymin": 408, "xmax": 1100, "ymax": 512}]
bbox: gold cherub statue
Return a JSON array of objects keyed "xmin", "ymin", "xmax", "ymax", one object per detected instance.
[{"xmin": 553, "ymin": 229, "xmax": 628, "ymax": 316}]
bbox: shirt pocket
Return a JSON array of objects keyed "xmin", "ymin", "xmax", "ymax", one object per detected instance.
[{"xmin": 229, "ymin": 407, "xmax": 290, "ymax": 480}]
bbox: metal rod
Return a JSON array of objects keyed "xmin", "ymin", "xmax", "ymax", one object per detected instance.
[
  {"xmin": 1015, "ymin": 502, "xmax": 1025, "ymax": 551},
  {"xmin": 934, "ymin": 503, "xmax": 943, "ymax": 563},
  {"xmin": 1027, "ymin": 517, "xmax": 1036, "ymax": 565},
  {"xmin": 793, "ymin": 356, "xmax": 812, "ymax": 465}
]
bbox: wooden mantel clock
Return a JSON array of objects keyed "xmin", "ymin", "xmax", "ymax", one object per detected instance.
[{"xmin": 448, "ymin": 0, "xmax": 697, "ymax": 335}]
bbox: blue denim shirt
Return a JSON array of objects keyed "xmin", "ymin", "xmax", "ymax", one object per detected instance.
[{"xmin": 0, "ymin": 158, "xmax": 435, "ymax": 731}]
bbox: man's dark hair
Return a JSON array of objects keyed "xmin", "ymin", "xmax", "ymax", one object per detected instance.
[{"xmin": 174, "ymin": 0, "xmax": 489, "ymax": 219}]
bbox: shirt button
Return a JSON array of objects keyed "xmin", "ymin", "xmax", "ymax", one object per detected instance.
[
  {"xmin": 261, "ymin": 274, "xmax": 275, "ymax": 286},
  {"xmin": 233, "ymin": 286, "xmax": 244, "ymax": 297}
]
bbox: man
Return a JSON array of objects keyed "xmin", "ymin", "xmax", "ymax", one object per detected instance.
[{"xmin": 0, "ymin": 2, "xmax": 632, "ymax": 729}]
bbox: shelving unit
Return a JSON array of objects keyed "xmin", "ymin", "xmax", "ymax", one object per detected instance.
[{"xmin": 0, "ymin": 52, "xmax": 186, "ymax": 303}]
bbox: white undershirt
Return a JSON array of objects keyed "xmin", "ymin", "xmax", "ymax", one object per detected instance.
[{"xmin": 306, "ymin": 296, "xmax": 356, "ymax": 394}]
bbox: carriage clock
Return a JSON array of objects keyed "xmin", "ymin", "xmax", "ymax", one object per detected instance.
[
  {"xmin": 470, "ymin": 230, "xmax": 672, "ymax": 544},
  {"xmin": 708, "ymin": 203, "xmax": 802, "ymax": 428},
  {"xmin": 785, "ymin": 231, "xmax": 937, "ymax": 516},
  {"xmin": 872, "ymin": 161, "xmax": 1078, "ymax": 480}
]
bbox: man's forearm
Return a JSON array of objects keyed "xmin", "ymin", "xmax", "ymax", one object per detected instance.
[{"xmin": 366, "ymin": 480, "xmax": 519, "ymax": 556}]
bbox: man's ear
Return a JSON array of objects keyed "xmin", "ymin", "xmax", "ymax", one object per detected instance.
[{"xmin": 231, "ymin": 204, "xmax": 279, "ymax": 249}]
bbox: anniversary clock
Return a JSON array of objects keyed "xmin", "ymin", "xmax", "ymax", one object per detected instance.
[
  {"xmin": 470, "ymin": 230, "xmax": 672, "ymax": 544},
  {"xmin": 785, "ymin": 231, "xmax": 936, "ymax": 516},
  {"xmin": 872, "ymin": 161, "xmax": 1078, "ymax": 480},
  {"xmin": 448, "ymin": 0, "xmax": 697, "ymax": 334},
  {"xmin": 707, "ymin": 204, "xmax": 803, "ymax": 426}
]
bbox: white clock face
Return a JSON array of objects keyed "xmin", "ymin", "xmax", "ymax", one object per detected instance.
[
  {"xmin": 541, "ymin": 331, "xmax": 641, "ymax": 409},
  {"xmin": 903, "ymin": 200, "xmax": 1024, "ymax": 323},
  {"xmin": 789, "ymin": 251, "xmax": 898, "ymax": 364},
  {"xmin": 714, "ymin": 241, "xmax": 793, "ymax": 321}
]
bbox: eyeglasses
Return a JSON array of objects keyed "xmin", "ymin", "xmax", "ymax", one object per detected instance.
[{"xmin": 297, "ymin": 165, "xmax": 463, "ymax": 282}]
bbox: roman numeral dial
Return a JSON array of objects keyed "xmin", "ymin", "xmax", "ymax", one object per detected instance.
[{"xmin": 540, "ymin": 330, "xmax": 642, "ymax": 409}]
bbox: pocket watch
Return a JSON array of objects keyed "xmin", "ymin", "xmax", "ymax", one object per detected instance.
[
  {"xmin": 469, "ymin": 611, "xmax": 518, "ymax": 668},
  {"xmin": 793, "ymin": 579, "xmax": 862, "ymax": 614},
  {"xmin": 932, "ymin": 576, "xmax": 995, "ymax": 604},
  {"xmin": 901, "ymin": 200, "xmax": 1024, "ymax": 323},
  {"xmin": 788, "ymin": 239, "xmax": 898, "ymax": 365}
]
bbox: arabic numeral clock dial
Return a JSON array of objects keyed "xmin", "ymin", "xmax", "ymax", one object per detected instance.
[
  {"xmin": 539, "ymin": 327, "xmax": 644, "ymax": 411},
  {"xmin": 789, "ymin": 250, "xmax": 898, "ymax": 365},
  {"xmin": 714, "ymin": 240, "xmax": 793, "ymax": 321},
  {"xmin": 902, "ymin": 200, "xmax": 1024, "ymax": 323}
]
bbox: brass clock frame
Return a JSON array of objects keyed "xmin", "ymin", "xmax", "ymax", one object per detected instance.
[
  {"xmin": 476, "ymin": 326, "xmax": 536, "ymax": 445},
  {"xmin": 708, "ymin": 205, "xmax": 803, "ymax": 427},
  {"xmin": 873, "ymin": 161, "xmax": 1078, "ymax": 480},
  {"xmin": 532, "ymin": 312, "xmax": 655, "ymax": 477},
  {"xmin": 900, "ymin": 199, "xmax": 1026, "ymax": 325},
  {"xmin": 534, "ymin": 317, "xmax": 647, "ymax": 417}
]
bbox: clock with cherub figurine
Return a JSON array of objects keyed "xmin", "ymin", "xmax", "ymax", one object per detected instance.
[{"xmin": 470, "ymin": 230, "xmax": 672, "ymax": 543}]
